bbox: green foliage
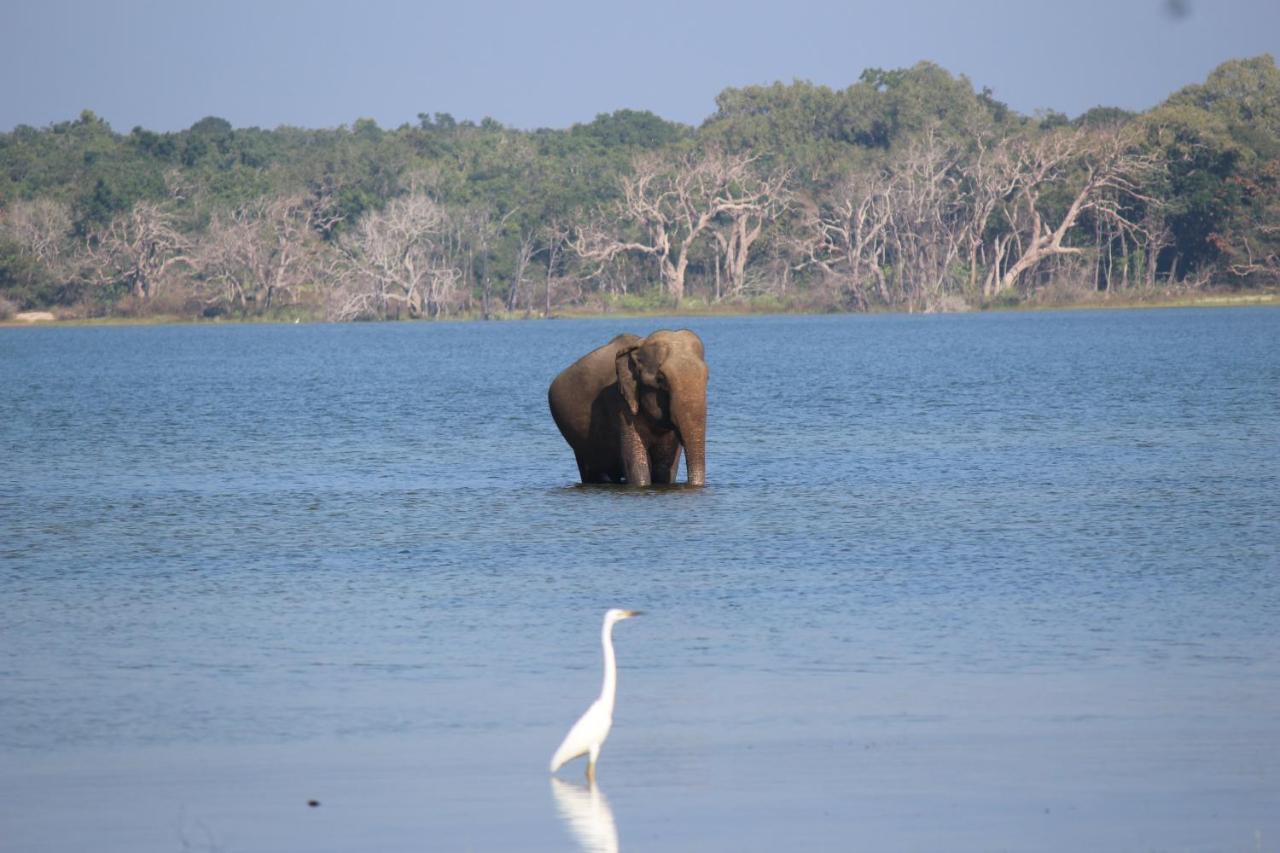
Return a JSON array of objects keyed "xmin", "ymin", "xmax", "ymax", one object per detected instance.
[
  {"xmin": 592, "ymin": 291, "xmax": 667, "ymax": 315},
  {"xmin": 859, "ymin": 62, "xmax": 1003, "ymax": 140},
  {"xmin": 1073, "ymin": 106, "xmax": 1137, "ymax": 129},
  {"xmin": 2, "ymin": 56, "xmax": 1277, "ymax": 319},
  {"xmin": 569, "ymin": 110, "xmax": 687, "ymax": 149},
  {"xmin": 1142, "ymin": 55, "xmax": 1280, "ymax": 277},
  {"xmin": 1037, "ymin": 110, "xmax": 1071, "ymax": 130},
  {"xmin": 700, "ymin": 62, "xmax": 1016, "ymax": 186}
]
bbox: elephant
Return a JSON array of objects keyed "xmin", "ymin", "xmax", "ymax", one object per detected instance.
[{"xmin": 549, "ymin": 329, "xmax": 707, "ymax": 487}]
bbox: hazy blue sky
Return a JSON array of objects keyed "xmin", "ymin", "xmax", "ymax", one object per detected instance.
[{"xmin": 4, "ymin": 0, "xmax": 1279, "ymax": 132}]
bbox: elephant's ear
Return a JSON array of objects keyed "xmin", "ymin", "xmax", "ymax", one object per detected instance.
[{"xmin": 615, "ymin": 346, "xmax": 640, "ymax": 416}]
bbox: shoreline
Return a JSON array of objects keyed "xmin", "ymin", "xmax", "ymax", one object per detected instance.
[{"xmin": 4, "ymin": 291, "xmax": 1278, "ymax": 329}]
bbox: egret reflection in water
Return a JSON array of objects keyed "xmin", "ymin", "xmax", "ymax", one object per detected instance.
[{"xmin": 550, "ymin": 778, "xmax": 619, "ymax": 853}]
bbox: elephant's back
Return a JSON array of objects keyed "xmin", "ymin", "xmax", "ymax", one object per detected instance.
[
  {"xmin": 549, "ymin": 337, "xmax": 634, "ymax": 445},
  {"xmin": 549, "ymin": 360, "xmax": 615, "ymax": 442},
  {"xmin": 549, "ymin": 336, "xmax": 637, "ymax": 405}
]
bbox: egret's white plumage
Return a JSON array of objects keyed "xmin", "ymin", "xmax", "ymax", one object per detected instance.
[{"xmin": 549, "ymin": 608, "xmax": 641, "ymax": 781}]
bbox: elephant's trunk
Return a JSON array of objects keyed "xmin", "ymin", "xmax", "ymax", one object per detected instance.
[
  {"xmin": 682, "ymin": 431, "xmax": 706, "ymax": 487},
  {"xmin": 668, "ymin": 360, "xmax": 707, "ymax": 487}
]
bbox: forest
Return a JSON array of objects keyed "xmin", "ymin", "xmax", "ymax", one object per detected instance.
[{"xmin": 1, "ymin": 55, "xmax": 1277, "ymax": 322}]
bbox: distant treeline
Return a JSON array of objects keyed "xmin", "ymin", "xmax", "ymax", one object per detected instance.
[{"xmin": 2, "ymin": 56, "xmax": 1277, "ymax": 321}]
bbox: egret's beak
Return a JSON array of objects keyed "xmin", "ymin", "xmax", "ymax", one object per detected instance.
[{"xmin": 625, "ymin": 610, "xmax": 644, "ymax": 618}]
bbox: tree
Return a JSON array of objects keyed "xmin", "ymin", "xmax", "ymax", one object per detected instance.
[
  {"xmin": 991, "ymin": 128, "xmax": 1162, "ymax": 297},
  {"xmin": 3, "ymin": 198, "xmax": 72, "ymax": 266},
  {"xmin": 2, "ymin": 56, "xmax": 1275, "ymax": 319},
  {"xmin": 85, "ymin": 200, "xmax": 192, "ymax": 303},
  {"xmin": 879, "ymin": 129, "xmax": 968, "ymax": 310},
  {"xmin": 574, "ymin": 149, "xmax": 788, "ymax": 303},
  {"xmin": 569, "ymin": 110, "xmax": 687, "ymax": 149},
  {"xmin": 798, "ymin": 170, "xmax": 892, "ymax": 309},
  {"xmin": 0, "ymin": 199, "xmax": 76, "ymax": 308},
  {"xmin": 802, "ymin": 128, "xmax": 994, "ymax": 310},
  {"xmin": 1144, "ymin": 55, "xmax": 1280, "ymax": 284},
  {"xmin": 339, "ymin": 190, "xmax": 462, "ymax": 319},
  {"xmin": 197, "ymin": 194, "xmax": 338, "ymax": 312},
  {"xmin": 711, "ymin": 164, "xmax": 791, "ymax": 299},
  {"xmin": 539, "ymin": 218, "xmax": 573, "ymax": 317}
]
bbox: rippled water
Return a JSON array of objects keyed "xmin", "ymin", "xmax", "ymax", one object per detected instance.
[{"xmin": 2, "ymin": 309, "xmax": 1278, "ymax": 851}]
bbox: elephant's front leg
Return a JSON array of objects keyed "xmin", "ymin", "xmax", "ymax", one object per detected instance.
[
  {"xmin": 619, "ymin": 418, "xmax": 651, "ymax": 486},
  {"xmin": 649, "ymin": 434, "xmax": 683, "ymax": 485}
]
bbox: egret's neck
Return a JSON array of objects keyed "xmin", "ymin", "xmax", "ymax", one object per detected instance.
[{"xmin": 600, "ymin": 619, "xmax": 618, "ymax": 710}]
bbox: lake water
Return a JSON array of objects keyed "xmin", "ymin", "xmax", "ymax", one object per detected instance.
[{"xmin": 2, "ymin": 308, "xmax": 1278, "ymax": 852}]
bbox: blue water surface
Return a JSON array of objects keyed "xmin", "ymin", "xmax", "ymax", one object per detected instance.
[{"xmin": 1, "ymin": 308, "xmax": 1278, "ymax": 851}]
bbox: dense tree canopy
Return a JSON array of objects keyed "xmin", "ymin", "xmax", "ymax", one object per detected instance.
[{"xmin": 2, "ymin": 56, "xmax": 1276, "ymax": 321}]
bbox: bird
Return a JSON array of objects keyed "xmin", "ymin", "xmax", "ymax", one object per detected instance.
[{"xmin": 549, "ymin": 608, "xmax": 642, "ymax": 782}]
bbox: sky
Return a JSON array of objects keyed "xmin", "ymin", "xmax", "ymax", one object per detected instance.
[{"xmin": 4, "ymin": 0, "xmax": 1279, "ymax": 133}]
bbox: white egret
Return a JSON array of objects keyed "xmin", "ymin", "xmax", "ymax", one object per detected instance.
[{"xmin": 549, "ymin": 608, "xmax": 642, "ymax": 782}]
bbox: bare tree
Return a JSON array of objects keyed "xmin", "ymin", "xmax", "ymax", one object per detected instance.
[
  {"xmin": 711, "ymin": 165, "xmax": 791, "ymax": 299},
  {"xmin": 197, "ymin": 213, "xmax": 256, "ymax": 309},
  {"xmin": 805, "ymin": 130, "xmax": 969, "ymax": 311},
  {"xmin": 340, "ymin": 192, "xmax": 462, "ymax": 318},
  {"xmin": 958, "ymin": 131, "xmax": 1020, "ymax": 299},
  {"xmin": 507, "ymin": 227, "xmax": 539, "ymax": 314},
  {"xmin": 197, "ymin": 194, "xmax": 339, "ymax": 312},
  {"xmin": 801, "ymin": 125, "xmax": 1165, "ymax": 311},
  {"xmin": 467, "ymin": 207, "xmax": 518, "ymax": 320},
  {"xmin": 3, "ymin": 199, "xmax": 73, "ymax": 269},
  {"xmin": 574, "ymin": 149, "xmax": 788, "ymax": 303},
  {"xmin": 797, "ymin": 174, "xmax": 892, "ymax": 309},
  {"xmin": 85, "ymin": 201, "xmax": 192, "ymax": 302},
  {"xmin": 540, "ymin": 218, "xmax": 572, "ymax": 317},
  {"xmin": 881, "ymin": 130, "xmax": 969, "ymax": 310},
  {"xmin": 991, "ymin": 128, "xmax": 1161, "ymax": 297}
]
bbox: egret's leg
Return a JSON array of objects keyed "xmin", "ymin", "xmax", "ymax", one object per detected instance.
[{"xmin": 586, "ymin": 744, "xmax": 600, "ymax": 783}]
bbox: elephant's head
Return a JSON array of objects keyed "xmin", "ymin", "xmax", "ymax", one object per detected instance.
[{"xmin": 615, "ymin": 330, "xmax": 708, "ymax": 486}]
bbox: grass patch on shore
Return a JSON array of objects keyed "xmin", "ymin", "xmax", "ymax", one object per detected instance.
[{"xmin": 4, "ymin": 289, "xmax": 1277, "ymax": 329}]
